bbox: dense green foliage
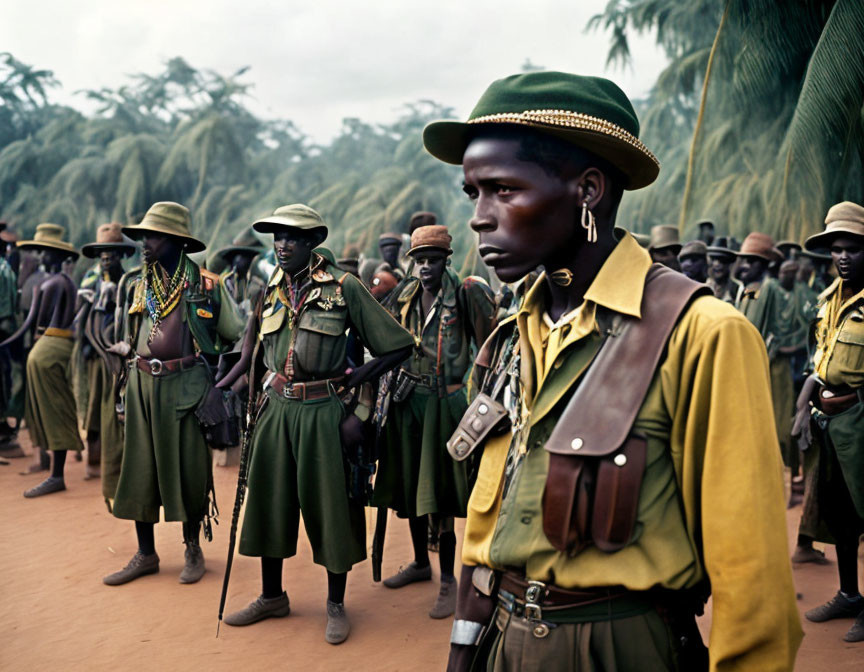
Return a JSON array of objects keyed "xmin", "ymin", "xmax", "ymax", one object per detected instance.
[
  {"xmin": 0, "ymin": 54, "xmax": 484, "ymax": 274},
  {"xmin": 591, "ymin": 0, "xmax": 864, "ymax": 243}
]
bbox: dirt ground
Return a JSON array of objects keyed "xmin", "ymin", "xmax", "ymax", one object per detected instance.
[{"xmin": 1, "ymin": 432, "xmax": 862, "ymax": 671}]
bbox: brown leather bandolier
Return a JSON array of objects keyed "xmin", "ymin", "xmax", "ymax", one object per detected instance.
[{"xmin": 543, "ymin": 264, "xmax": 711, "ymax": 554}]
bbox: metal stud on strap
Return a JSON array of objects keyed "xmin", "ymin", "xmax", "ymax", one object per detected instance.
[{"xmin": 570, "ymin": 438, "xmax": 583, "ymax": 451}]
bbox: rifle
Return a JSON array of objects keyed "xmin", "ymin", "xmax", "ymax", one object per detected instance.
[
  {"xmin": 371, "ymin": 370, "xmax": 394, "ymax": 582},
  {"xmin": 216, "ymin": 329, "xmax": 264, "ymax": 637}
]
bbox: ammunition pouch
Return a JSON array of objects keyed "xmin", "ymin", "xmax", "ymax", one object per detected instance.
[
  {"xmin": 447, "ymin": 392, "xmax": 510, "ymax": 461},
  {"xmin": 542, "ymin": 434, "xmax": 647, "ymax": 554}
]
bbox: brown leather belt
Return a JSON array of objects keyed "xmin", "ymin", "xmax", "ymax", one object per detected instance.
[
  {"xmin": 498, "ymin": 571, "xmax": 627, "ymax": 613},
  {"xmin": 135, "ymin": 354, "xmax": 200, "ymax": 376},
  {"xmin": 266, "ymin": 371, "xmax": 343, "ymax": 401},
  {"xmin": 817, "ymin": 385, "xmax": 861, "ymax": 416},
  {"xmin": 42, "ymin": 327, "xmax": 74, "ymax": 339}
]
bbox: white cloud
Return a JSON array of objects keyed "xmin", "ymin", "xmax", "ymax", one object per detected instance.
[{"xmin": 1, "ymin": 0, "xmax": 668, "ymax": 142}]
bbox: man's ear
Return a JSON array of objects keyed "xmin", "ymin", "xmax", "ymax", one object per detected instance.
[{"xmin": 572, "ymin": 168, "xmax": 606, "ymax": 211}]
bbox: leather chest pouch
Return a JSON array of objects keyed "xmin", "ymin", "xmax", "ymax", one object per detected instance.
[
  {"xmin": 447, "ymin": 392, "xmax": 510, "ymax": 461},
  {"xmin": 542, "ymin": 434, "xmax": 647, "ymax": 555}
]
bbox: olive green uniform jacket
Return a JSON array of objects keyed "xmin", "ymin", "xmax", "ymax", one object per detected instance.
[
  {"xmin": 112, "ymin": 257, "xmax": 244, "ymax": 524},
  {"xmin": 372, "ymin": 270, "xmax": 496, "ymax": 519},
  {"xmin": 239, "ymin": 254, "xmax": 414, "ymax": 572},
  {"xmin": 463, "ymin": 234, "xmax": 801, "ymax": 672}
]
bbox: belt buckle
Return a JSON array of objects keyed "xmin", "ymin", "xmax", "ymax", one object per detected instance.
[
  {"xmin": 524, "ymin": 580, "xmax": 545, "ymax": 622},
  {"xmin": 282, "ymin": 383, "xmax": 293, "ymax": 399},
  {"xmin": 148, "ymin": 358, "xmax": 164, "ymax": 375}
]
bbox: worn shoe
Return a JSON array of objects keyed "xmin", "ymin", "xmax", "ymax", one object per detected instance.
[
  {"xmin": 429, "ymin": 576, "xmax": 457, "ymax": 619},
  {"xmin": 103, "ymin": 551, "xmax": 160, "ymax": 586},
  {"xmin": 223, "ymin": 593, "xmax": 291, "ymax": 626},
  {"xmin": 179, "ymin": 542, "xmax": 205, "ymax": 584},
  {"xmin": 805, "ymin": 592, "xmax": 864, "ymax": 622},
  {"xmin": 383, "ymin": 561, "xmax": 432, "ymax": 589},
  {"xmin": 23, "ymin": 477, "xmax": 66, "ymax": 498},
  {"xmin": 844, "ymin": 612, "xmax": 864, "ymax": 642},
  {"xmin": 325, "ymin": 600, "xmax": 350, "ymax": 644},
  {"xmin": 791, "ymin": 545, "xmax": 829, "ymax": 564}
]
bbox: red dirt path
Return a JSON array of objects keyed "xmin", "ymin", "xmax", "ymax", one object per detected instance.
[{"xmin": 1, "ymin": 432, "xmax": 862, "ymax": 671}]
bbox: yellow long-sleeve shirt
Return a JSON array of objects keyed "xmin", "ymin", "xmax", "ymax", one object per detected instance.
[{"xmin": 463, "ymin": 233, "xmax": 802, "ymax": 672}]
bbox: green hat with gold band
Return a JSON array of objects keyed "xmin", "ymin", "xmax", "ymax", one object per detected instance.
[
  {"xmin": 122, "ymin": 201, "xmax": 205, "ymax": 253},
  {"xmin": 422, "ymin": 71, "xmax": 659, "ymax": 190},
  {"xmin": 252, "ymin": 204, "xmax": 328, "ymax": 243},
  {"xmin": 17, "ymin": 223, "xmax": 79, "ymax": 259}
]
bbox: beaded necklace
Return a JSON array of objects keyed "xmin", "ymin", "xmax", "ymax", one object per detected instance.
[{"xmin": 145, "ymin": 253, "xmax": 188, "ymax": 342}]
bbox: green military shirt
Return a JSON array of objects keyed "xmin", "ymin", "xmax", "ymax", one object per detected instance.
[
  {"xmin": 394, "ymin": 268, "xmax": 496, "ymax": 385},
  {"xmin": 258, "ymin": 252, "xmax": 414, "ymax": 381},
  {"xmin": 738, "ymin": 277, "xmax": 789, "ymax": 357}
]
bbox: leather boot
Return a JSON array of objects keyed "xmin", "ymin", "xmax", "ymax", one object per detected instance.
[
  {"xmin": 103, "ymin": 551, "xmax": 160, "ymax": 585},
  {"xmin": 179, "ymin": 542, "xmax": 205, "ymax": 584},
  {"xmin": 224, "ymin": 593, "xmax": 291, "ymax": 626},
  {"xmin": 325, "ymin": 601, "xmax": 350, "ymax": 644}
]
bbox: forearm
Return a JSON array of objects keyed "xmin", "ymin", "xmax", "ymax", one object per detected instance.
[
  {"xmin": 447, "ymin": 565, "xmax": 497, "ymax": 672},
  {"xmin": 215, "ymin": 322, "xmax": 256, "ymax": 389},
  {"xmin": 344, "ymin": 344, "xmax": 411, "ymax": 388}
]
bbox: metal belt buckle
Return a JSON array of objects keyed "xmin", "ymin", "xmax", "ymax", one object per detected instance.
[
  {"xmin": 148, "ymin": 358, "xmax": 164, "ymax": 375},
  {"xmin": 282, "ymin": 383, "xmax": 293, "ymax": 399},
  {"xmin": 524, "ymin": 580, "xmax": 545, "ymax": 622}
]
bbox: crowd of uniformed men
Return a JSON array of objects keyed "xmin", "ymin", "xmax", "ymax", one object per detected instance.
[{"xmin": 1, "ymin": 71, "xmax": 863, "ymax": 671}]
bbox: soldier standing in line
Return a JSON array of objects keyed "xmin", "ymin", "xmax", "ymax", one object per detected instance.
[
  {"xmin": 78, "ymin": 223, "xmax": 136, "ymax": 504},
  {"xmin": 215, "ymin": 228, "xmax": 266, "ymax": 312},
  {"xmin": 420, "ymin": 70, "xmax": 800, "ymax": 670},
  {"xmin": 376, "ymin": 233, "xmax": 407, "ymax": 281},
  {"xmin": 796, "ymin": 202, "xmax": 864, "ymax": 643},
  {"xmin": 102, "ymin": 202, "xmax": 244, "ymax": 586},
  {"xmin": 706, "ymin": 237, "xmax": 743, "ymax": 304},
  {"xmin": 677, "ymin": 240, "xmax": 709, "ymax": 283},
  {"xmin": 218, "ymin": 205, "xmax": 414, "ymax": 644},
  {"xmin": 696, "ymin": 219, "xmax": 715, "ymax": 246},
  {"xmin": 0, "ymin": 223, "xmax": 20, "ymax": 454},
  {"xmin": 372, "ymin": 224, "xmax": 496, "ymax": 618},
  {"xmin": 647, "ymin": 224, "xmax": 681, "ymax": 270},
  {"xmin": 0, "ymin": 224, "xmax": 84, "ymax": 496},
  {"xmin": 737, "ymin": 233, "xmax": 798, "ymax": 473}
]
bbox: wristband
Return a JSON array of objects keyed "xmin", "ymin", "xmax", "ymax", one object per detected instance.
[{"xmin": 450, "ymin": 619, "xmax": 486, "ymax": 646}]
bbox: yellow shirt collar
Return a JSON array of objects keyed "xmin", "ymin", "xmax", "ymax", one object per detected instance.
[{"xmin": 518, "ymin": 232, "xmax": 652, "ymax": 320}]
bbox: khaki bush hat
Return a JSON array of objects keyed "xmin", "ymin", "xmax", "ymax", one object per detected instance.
[
  {"xmin": 679, "ymin": 240, "xmax": 708, "ymax": 259},
  {"xmin": 216, "ymin": 227, "xmax": 266, "ymax": 259},
  {"xmin": 81, "ymin": 222, "xmax": 137, "ymax": 258},
  {"xmin": 423, "ymin": 71, "xmax": 659, "ymax": 190},
  {"xmin": 648, "ymin": 225, "xmax": 681, "ymax": 253},
  {"xmin": 707, "ymin": 236, "xmax": 737, "ymax": 260},
  {"xmin": 17, "ymin": 223, "xmax": 79, "ymax": 259},
  {"xmin": 122, "ymin": 202, "xmax": 205, "ymax": 253},
  {"xmin": 805, "ymin": 201, "xmax": 864, "ymax": 250},
  {"xmin": 252, "ymin": 204, "xmax": 328, "ymax": 242},
  {"xmin": 736, "ymin": 232, "xmax": 776, "ymax": 261},
  {"xmin": 407, "ymin": 224, "xmax": 453, "ymax": 256}
]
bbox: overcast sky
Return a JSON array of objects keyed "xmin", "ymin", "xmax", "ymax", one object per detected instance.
[{"xmin": 2, "ymin": 0, "xmax": 668, "ymax": 143}]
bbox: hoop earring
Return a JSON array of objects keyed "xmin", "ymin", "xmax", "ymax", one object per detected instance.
[{"xmin": 582, "ymin": 201, "xmax": 597, "ymax": 243}]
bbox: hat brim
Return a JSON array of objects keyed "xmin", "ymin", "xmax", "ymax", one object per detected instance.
[
  {"xmin": 121, "ymin": 223, "xmax": 206, "ymax": 253},
  {"xmin": 706, "ymin": 246, "xmax": 736, "ymax": 259},
  {"xmin": 17, "ymin": 240, "xmax": 80, "ymax": 259},
  {"xmin": 801, "ymin": 249, "xmax": 833, "ymax": 261},
  {"xmin": 422, "ymin": 120, "xmax": 659, "ymax": 190},
  {"xmin": 735, "ymin": 250, "xmax": 774, "ymax": 261},
  {"xmin": 805, "ymin": 226, "xmax": 864, "ymax": 251},
  {"xmin": 80, "ymin": 241, "xmax": 138, "ymax": 259},
  {"xmin": 649, "ymin": 243, "xmax": 682, "ymax": 254},
  {"xmin": 407, "ymin": 244, "xmax": 453, "ymax": 257},
  {"xmin": 252, "ymin": 217, "xmax": 328, "ymax": 243}
]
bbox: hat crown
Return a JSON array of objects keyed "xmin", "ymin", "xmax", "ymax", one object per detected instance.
[
  {"xmin": 739, "ymin": 232, "xmax": 776, "ymax": 258},
  {"xmin": 409, "ymin": 224, "xmax": 452, "ymax": 255},
  {"xmin": 649, "ymin": 225, "xmax": 680, "ymax": 249},
  {"xmin": 95, "ymin": 222, "xmax": 124, "ymax": 245},
  {"xmin": 143, "ymin": 201, "xmax": 191, "ymax": 234},
  {"xmin": 680, "ymin": 240, "xmax": 708, "ymax": 257},
  {"xmin": 273, "ymin": 204, "xmax": 326, "ymax": 230},
  {"xmin": 825, "ymin": 201, "xmax": 864, "ymax": 227},
  {"xmin": 470, "ymin": 71, "xmax": 640, "ymax": 138},
  {"xmin": 34, "ymin": 223, "xmax": 67, "ymax": 242}
]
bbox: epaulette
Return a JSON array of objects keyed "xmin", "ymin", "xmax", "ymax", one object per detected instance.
[{"xmin": 200, "ymin": 268, "xmax": 220, "ymax": 291}]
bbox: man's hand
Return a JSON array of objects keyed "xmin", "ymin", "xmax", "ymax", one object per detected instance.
[{"xmin": 197, "ymin": 387, "xmax": 229, "ymax": 426}]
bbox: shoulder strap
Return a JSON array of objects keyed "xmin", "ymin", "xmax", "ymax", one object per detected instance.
[{"xmin": 545, "ymin": 265, "xmax": 711, "ymax": 458}]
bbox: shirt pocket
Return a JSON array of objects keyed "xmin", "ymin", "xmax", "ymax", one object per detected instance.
[
  {"xmin": 467, "ymin": 433, "xmax": 510, "ymax": 514},
  {"xmin": 294, "ymin": 308, "xmax": 348, "ymax": 375},
  {"xmin": 834, "ymin": 312, "xmax": 864, "ymax": 373},
  {"xmin": 260, "ymin": 307, "xmax": 286, "ymax": 336}
]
